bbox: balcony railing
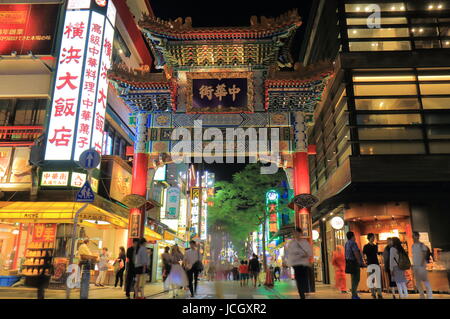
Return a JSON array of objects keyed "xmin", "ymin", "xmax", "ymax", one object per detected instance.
[{"xmin": 0, "ymin": 126, "xmax": 44, "ymax": 146}]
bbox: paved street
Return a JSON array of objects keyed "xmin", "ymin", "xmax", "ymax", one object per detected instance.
[{"xmin": 1, "ymin": 280, "xmax": 449, "ymax": 299}]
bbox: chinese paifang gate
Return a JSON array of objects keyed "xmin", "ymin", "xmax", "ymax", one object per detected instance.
[{"xmin": 107, "ymin": 9, "xmax": 334, "ymax": 283}]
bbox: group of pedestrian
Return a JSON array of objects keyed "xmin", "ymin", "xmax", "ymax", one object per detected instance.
[
  {"xmin": 123, "ymin": 238, "xmax": 149, "ymax": 299},
  {"xmin": 160, "ymin": 240, "xmax": 203, "ymax": 298},
  {"xmin": 343, "ymin": 231, "xmax": 433, "ymax": 299}
]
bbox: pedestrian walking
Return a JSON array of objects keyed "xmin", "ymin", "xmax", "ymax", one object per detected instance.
[
  {"xmin": 95, "ymin": 247, "xmax": 109, "ymax": 287},
  {"xmin": 331, "ymin": 245, "xmax": 347, "ymax": 293},
  {"xmin": 125, "ymin": 238, "xmax": 139, "ymax": 299},
  {"xmin": 114, "ymin": 246, "xmax": 126, "ymax": 288},
  {"xmin": 273, "ymin": 264, "xmax": 281, "ymax": 282},
  {"xmin": 363, "ymin": 233, "xmax": 383, "ymax": 299},
  {"xmin": 285, "ymin": 227, "xmax": 313, "ymax": 299},
  {"xmin": 345, "ymin": 231, "xmax": 364, "ymax": 299},
  {"xmin": 412, "ymin": 231, "xmax": 433, "ymax": 299},
  {"xmin": 166, "ymin": 245, "xmax": 188, "ymax": 298},
  {"xmin": 248, "ymin": 254, "xmax": 261, "ymax": 288},
  {"xmin": 183, "ymin": 240, "xmax": 203, "ymax": 297},
  {"xmin": 134, "ymin": 238, "xmax": 149, "ymax": 299},
  {"xmin": 161, "ymin": 246, "xmax": 172, "ymax": 287},
  {"xmin": 390, "ymin": 237, "xmax": 410, "ymax": 299},
  {"xmin": 382, "ymin": 237, "xmax": 398, "ymax": 298},
  {"xmin": 36, "ymin": 250, "xmax": 52, "ymax": 299},
  {"xmin": 239, "ymin": 260, "xmax": 249, "ymax": 287},
  {"xmin": 207, "ymin": 262, "xmax": 215, "ymax": 281}
]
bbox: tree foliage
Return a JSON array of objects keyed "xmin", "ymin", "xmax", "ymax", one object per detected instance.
[{"xmin": 207, "ymin": 164, "xmax": 286, "ymax": 257}]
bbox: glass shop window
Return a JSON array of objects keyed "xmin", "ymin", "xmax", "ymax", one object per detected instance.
[
  {"xmin": 420, "ymin": 83, "xmax": 450, "ymax": 95},
  {"xmin": 358, "ymin": 127, "xmax": 423, "ymax": 140},
  {"xmin": 349, "ymin": 41, "xmax": 411, "ymax": 51},
  {"xmin": 427, "ymin": 126, "xmax": 450, "ymax": 139},
  {"xmin": 415, "ymin": 40, "xmax": 441, "ymax": 49},
  {"xmin": 14, "ymin": 100, "xmax": 36, "ymax": 125},
  {"xmin": 355, "ymin": 98, "xmax": 420, "ymax": 110},
  {"xmin": 353, "ymin": 74, "xmax": 416, "ymax": 82},
  {"xmin": 346, "ymin": 17, "xmax": 408, "ymax": 25},
  {"xmin": 348, "ymin": 28, "xmax": 409, "ymax": 38},
  {"xmin": 425, "ymin": 114, "xmax": 450, "ymax": 124},
  {"xmin": 411, "ymin": 27, "xmax": 439, "ymax": 37},
  {"xmin": 354, "ymin": 84, "xmax": 417, "ymax": 96},
  {"xmin": 337, "ymin": 145, "xmax": 352, "ymax": 166},
  {"xmin": 0, "ymin": 100, "xmax": 10, "ymax": 126},
  {"xmin": 360, "ymin": 142, "xmax": 426, "ymax": 154},
  {"xmin": 422, "ymin": 97, "xmax": 450, "ymax": 109},
  {"xmin": 357, "ymin": 114, "xmax": 422, "ymax": 125},
  {"xmin": 429, "ymin": 141, "xmax": 450, "ymax": 154},
  {"xmin": 345, "ymin": 3, "xmax": 406, "ymax": 13}
]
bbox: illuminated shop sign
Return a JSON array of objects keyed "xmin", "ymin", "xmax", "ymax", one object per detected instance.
[
  {"xmin": 44, "ymin": 1, "xmax": 116, "ymax": 162},
  {"xmin": 41, "ymin": 171, "xmax": 69, "ymax": 186},
  {"xmin": 266, "ymin": 190, "xmax": 279, "ymax": 234},
  {"xmin": 186, "ymin": 72, "xmax": 253, "ymax": 113},
  {"xmin": 190, "ymin": 187, "xmax": 200, "ymax": 236},
  {"xmin": 0, "ymin": 4, "xmax": 59, "ymax": 55},
  {"xmin": 165, "ymin": 186, "xmax": 181, "ymax": 219},
  {"xmin": 71, "ymin": 172, "xmax": 87, "ymax": 188}
]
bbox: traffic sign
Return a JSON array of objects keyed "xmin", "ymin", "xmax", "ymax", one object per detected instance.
[
  {"xmin": 76, "ymin": 182, "xmax": 95, "ymax": 202},
  {"xmin": 79, "ymin": 149, "xmax": 100, "ymax": 170}
]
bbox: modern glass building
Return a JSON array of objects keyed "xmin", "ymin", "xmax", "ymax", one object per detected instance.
[{"xmin": 300, "ymin": 0, "xmax": 450, "ymax": 291}]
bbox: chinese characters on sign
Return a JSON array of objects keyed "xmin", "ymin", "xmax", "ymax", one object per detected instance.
[
  {"xmin": 45, "ymin": 11, "xmax": 90, "ymax": 160},
  {"xmin": 190, "ymin": 187, "xmax": 200, "ymax": 236},
  {"xmin": 0, "ymin": 4, "xmax": 59, "ymax": 55},
  {"xmin": 165, "ymin": 186, "xmax": 180, "ymax": 219},
  {"xmin": 70, "ymin": 172, "xmax": 87, "ymax": 188},
  {"xmin": 45, "ymin": 1, "xmax": 116, "ymax": 162},
  {"xmin": 32, "ymin": 224, "xmax": 57, "ymax": 242},
  {"xmin": 41, "ymin": 171, "xmax": 69, "ymax": 186},
  {"xmin": 74, "ymin": 12, "xmax": 105, "ymax": 161},
  {"xmin": 90, "ymin": 18, "xmax": 114, "ymax": 156},
  {"xmin": 192, "ymin": 78, "xmax": 248, "ymax": 112}
]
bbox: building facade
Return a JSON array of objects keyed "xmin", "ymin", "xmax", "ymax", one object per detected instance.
[{"xmin": 301, "ymin": 0, "xmax": 450, "ymax": 292}]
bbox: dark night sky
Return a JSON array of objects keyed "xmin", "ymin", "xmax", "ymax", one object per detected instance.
[{"xmin": 149, "ymin": 0, "xmax": 314, "ymax": 181}]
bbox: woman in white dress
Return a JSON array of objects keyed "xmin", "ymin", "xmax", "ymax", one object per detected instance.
[{"xmin": 165, "ymin": 245, "xmax": 188, "ymax": 298}]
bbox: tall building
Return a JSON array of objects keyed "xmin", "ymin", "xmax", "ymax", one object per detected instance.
[
  {"xmin": 300, "ymin": 0, "xmax": 450, "ymax": 292},
  {"xmin": 0, "ymin": 0, "xmax": 177, "ymax": 284}
]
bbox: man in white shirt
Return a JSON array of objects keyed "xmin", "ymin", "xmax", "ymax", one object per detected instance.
[
  {"xmin": 285, "ymin": 227, "xmax": 313, "ymax": 299},
  {"xmin": 412, "ymin": 232, "xmax": 433, "ymax": 299},
  {"xmin": 184, "ymin": 240, "xmax": 202, "ymax": 297}
]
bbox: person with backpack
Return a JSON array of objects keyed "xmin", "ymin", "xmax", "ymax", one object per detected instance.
[
  {"xmin": 412, "ymin": 231, "xmax": 433, "ymax": 299},
  {"xmin": 389, "ymin": 237, "xmax": 410, "ymax": 299},
  {"xmin": 345, "ymin": 231, "xmax": 364, "ymax": 299}
]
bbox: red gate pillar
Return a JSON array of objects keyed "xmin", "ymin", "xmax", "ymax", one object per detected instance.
[
  {"xmin": 128, "ymin": 112, "xmax": 149, "ymax": 247},
  {"xmin": 292, "ymin": 112, "xmax": 315, "ymax": 292}
]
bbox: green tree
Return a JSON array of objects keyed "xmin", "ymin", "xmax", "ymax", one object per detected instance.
[{"xmin": 208, "ymin": 164, "xmax": 286, "ymax": 265}]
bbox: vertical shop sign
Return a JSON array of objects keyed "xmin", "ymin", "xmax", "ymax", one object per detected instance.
[
  {"xmin": 165, "ymin": 186, "xmax": 181, "ymax": 219},
  {"xmin": 45, "ymin": 1, "xmax": 116, "ymax": 162},
  {"xmin": 73, "ymin": 12, "xmax": 105, "ymax": 160},
  {"xmin": 45, "ymin": 10, "xmax": 89, "ymax": 160},
  {"xmin": 90, "ymin": 14, "xmax": 114, "ymax": 155}
]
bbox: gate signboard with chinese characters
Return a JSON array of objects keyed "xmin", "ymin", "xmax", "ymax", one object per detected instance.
[
  {"xmin": 186, "ymin": 72, "xmax": 254, "ymax": 113},
  {"xmin": 44, "ymin": 0, "xmax": 116, "ymax": 162}
]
